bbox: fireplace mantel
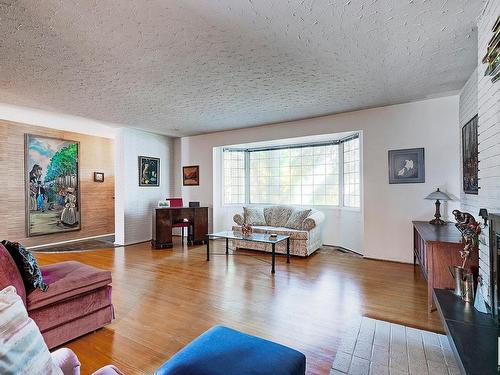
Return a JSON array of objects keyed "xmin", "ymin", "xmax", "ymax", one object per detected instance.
[{"xmin": 434, "ymin": 288, "xmax": 499, "ymax": 375}]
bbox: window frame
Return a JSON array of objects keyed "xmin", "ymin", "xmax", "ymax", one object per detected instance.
[{"xmin": 221, "ymin": 134, "xmax": 361, "ymax": 211}]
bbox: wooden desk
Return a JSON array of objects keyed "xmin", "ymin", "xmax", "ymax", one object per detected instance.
[
  {"xmin": 412, "ymin": 221, "xmax": 478, "ymax": 312},
  {"xmin": 152, "ymin": 207, "xmax": 208, "ymax": 249}
]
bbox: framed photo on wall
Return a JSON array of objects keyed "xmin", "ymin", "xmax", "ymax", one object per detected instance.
[
  {"xmin": 462, "ymin": 115, "xmax": 479, "ymax": 195},
  {"xmin": 25, "ymin": 134, "xmax": 81, "ymax": 236},
  {"xmin": 183, "ymin": 165, "xmax": 199, "ymax": 186},
  {"xmin": 388, "ymin": 148, "xmax": 425, "ymax": 184},
  {"xmin": 94, "ymin": 172, "xmax": 104, "ymax": 182},
  {"xmin": 139, "ymin": 156, "xmax": 160, "ymax": 187}
]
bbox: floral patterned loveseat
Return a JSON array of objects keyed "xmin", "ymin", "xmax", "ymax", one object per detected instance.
[{"xmin": 232, "ymin": 205, "xmax": 325, "ymax": 257}]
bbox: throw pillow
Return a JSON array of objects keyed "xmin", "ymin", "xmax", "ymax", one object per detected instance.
[
  {"xmin": 263, "ymin": 207, "xmax": 274, "ymax": 225},
  {"xmin": 1, "ymin": 240, "xmax": 48, "ymax": 293},
  {"xmin": 0, "ymin": 286, "xmax": 63, "ymax": 375},
  {"xmin": 270, "ymin": 206, "xmax": 294, "ymax": 227},
  {"xmin": 233, "ymin": 213, "xmax": 244, "ymax": 226},
  {"xmin": 243, "ymin": 207, "xmax": 266, "ymax": 226},
  {"xmin": 285, "ymin": 209, "xmax": 312, "ymax": 230}
]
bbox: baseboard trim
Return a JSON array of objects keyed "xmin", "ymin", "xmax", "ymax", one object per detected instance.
[
  {"xmin": 323, "ymin": 244, "xmax": 362, "ymax": 256},
  {"xmin": 27, "ymin": 233, "xmax": 115, "ymax": 250}
]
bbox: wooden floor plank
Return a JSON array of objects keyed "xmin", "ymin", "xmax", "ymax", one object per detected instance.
[{"xmin": 34, "ymin": 239, "xmax": 443, "ymax": 375}]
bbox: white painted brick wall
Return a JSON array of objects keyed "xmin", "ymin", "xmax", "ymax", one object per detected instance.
[
  {"xmin": 476, "ymin": 0, "xmax": 500, "ymax": 303},
  {"xmin": 459, "ymin": 68, "xmax": 479, "ymax": 214}
]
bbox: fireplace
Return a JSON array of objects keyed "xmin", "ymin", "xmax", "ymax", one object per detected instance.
[{"xmin": 489, "ymin": 213, "xmax": 500, "ymax": 321}]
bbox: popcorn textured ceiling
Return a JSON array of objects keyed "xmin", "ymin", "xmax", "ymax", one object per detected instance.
[{"xmin": 0, "ymin": 0, "xmax": 485, "ymax": 136}]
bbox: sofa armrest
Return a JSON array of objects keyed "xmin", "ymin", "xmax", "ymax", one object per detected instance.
[
  {"xmin": 302, "ymin": 211, "xmax": 325, "ymax": 231},
  {"xmin": 233, "ymin": 213, "xmax": 244, "ymax": 226}
]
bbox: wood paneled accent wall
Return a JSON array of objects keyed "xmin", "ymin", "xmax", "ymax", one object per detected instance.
[{"xmin": 0, "ymin": 120, "xmax": 115, "ymax": 247}]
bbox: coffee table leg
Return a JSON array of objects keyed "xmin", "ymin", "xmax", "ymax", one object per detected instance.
[
  {"xmin": 226, "ymin": 237, "xmax": 229, "ymax": 255},
  {"xmin": 271, "ymin": 243, "xmax": 276, "ymax": 274},
  {"xmin": 286, "ymin": 238, "xmax": 290, "ymax": 263},
  {"xmin": 206, "ymin": 236, "xmax": 210, "ymax": 261}
]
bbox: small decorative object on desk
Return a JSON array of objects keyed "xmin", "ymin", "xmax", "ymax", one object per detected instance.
[
  {"xmin": 241, "ymin": 223, "xmax": 253, "ymax": 237},
  {"xmin": 158, "ymin": 200, "xmax": 170, "ymax": 208}
]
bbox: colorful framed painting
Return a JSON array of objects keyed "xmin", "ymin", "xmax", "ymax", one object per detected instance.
[
  {"xmin": 183, "ymin": 165, "xmax": 199, "ymax": 186},
  {"xmin": 25, "ymin": 134, "xmax": 81, "ymax": 236},
  {"xmin": 139, "ymin": 156, "xmax": 160, "ymax": 186},
  {"xmin": 462, "ymin": 115, "xmax": 479, "ymax": 195},
  {"xmin": 388, "ymin": 148, "xmax": 425, "ymax": 184}
]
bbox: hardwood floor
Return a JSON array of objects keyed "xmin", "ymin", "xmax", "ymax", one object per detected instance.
[{"xmin": 35, "ymin": 239, "xmax": 443, "ymax": 375}]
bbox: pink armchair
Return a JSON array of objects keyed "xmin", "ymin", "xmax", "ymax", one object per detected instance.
[{"xmin": 0, "ymin": 243, "xmax": 114, "ymax": 349}]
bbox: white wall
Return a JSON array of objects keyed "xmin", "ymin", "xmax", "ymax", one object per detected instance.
[
  {"xmin": 115, "ymin": 128, "xmax": 175, "ymax": 245},
  {"xmin": 179, "ymin": 96, "xmax": 460, "ymax": 263},
  {"xmin": 459, "ymin": 69, "xmax": 479, "ymax": 214}
]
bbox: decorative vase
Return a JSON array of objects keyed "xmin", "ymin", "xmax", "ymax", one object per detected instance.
[
  {"xmin": 449, "ymin": 265, "xmax": 465, "ymax": 297},
  {"xmin": 241, "ymin": 224, "xmax": 253, "ymax": 237}
]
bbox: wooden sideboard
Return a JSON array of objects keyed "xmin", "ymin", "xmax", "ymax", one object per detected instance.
[{"xmin": 412, "ymin": 221, "xmax": 478, "ymax": 312}]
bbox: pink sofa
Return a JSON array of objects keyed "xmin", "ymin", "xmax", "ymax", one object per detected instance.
[{"xmin": 0, "ymin": 243, "xmax": 114, "ymax": 349}]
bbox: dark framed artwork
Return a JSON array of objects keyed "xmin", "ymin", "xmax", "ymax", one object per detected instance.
[
  {"xmin": 94, "ymin": 172, "xmax": 105, "ymax": 182},
  {"xmin": 25, "ymin": 134, "xmax": 81, "ymax": 236},
  {"xmin": 139, "ymin": 156, "xmax": 160, "ymax": 187},
  {"xmin": 388, "ymin": 148, "xmax": 425, "ymax": 184},
  {"xmin": 462, "ymin": 115, "xmax": 479, "ymax": 195},
  {"xmin": 183, "ymin": 165, "xmax": 199, "ymax": 186}
]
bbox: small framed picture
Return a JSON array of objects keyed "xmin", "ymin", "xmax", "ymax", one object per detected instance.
[
  {"xmin": 139, "ymin": 156, "xmax": 160, "ymax": 187},
  {"xmin": 157, "ymin": 200, "xmax": 170, "ymax": 208},
  {"xmin": 94, "ymin": 172, "xmax": 104, "ymax": 182},
  {"xmin": 183, "ymin": 165, "xmax": 199, "ymax": 186},
  {"xmin": 388, "ymin": 148, "xmax": 425, "ymax": 184}
]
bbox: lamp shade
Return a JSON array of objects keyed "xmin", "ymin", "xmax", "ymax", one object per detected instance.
[{"xmin": 425, "ymin": 188, "xmax": 452, "ymax": 201}]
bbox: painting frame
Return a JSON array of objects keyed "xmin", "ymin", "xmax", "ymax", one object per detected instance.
[
  {"xmin": 462, "ymin": 115, "xmax": 479, "ymax": 195},
  {"xmin": 138, "ymin": 156, "xmax": 160, "ymax": 187},
  {"xmin": 94, "ymin": 172, "xmax": 105, "ymax": 182},
  {"xmin": 183, "ymin": 165, "xmax": 200, "ymax": 186},
  {"xmin": 388, "ymin": 148, "xmax": 425, "ymax": 184},
  {"xmin": 24, "ymin": 134, "xmax": 81, "ymax": 237}
]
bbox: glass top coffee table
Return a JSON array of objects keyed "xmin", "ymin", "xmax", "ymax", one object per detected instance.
[{"xmin": 206, "ymin": 231, "xmax": 290, "ymax": 274}]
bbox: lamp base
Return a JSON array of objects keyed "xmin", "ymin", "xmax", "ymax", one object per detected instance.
[{"xmin": 429, "ymin": 218, "xmax": 446, "ymax": 225}]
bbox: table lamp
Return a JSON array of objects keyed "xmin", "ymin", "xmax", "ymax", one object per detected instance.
[{"xmin": 425, "ymin": 188, "xmax": 452, "ymax": 225}]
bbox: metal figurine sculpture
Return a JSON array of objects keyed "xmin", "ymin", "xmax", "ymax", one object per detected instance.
[
  {"xmin": 452, "ymin": 209, "xmax": 481, "ymax": 269},
  {"xmin": 450, "ymin": 210, "xmax": 481, "ymax": 302}
]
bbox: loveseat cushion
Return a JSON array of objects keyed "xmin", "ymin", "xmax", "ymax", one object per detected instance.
[
  {"xmin": 243, "ymin": 207, "xmax": 266, "ymax": 225},
  {"xmin": 265, "ymin": 206, "xmax": 294, "ymax": 227},
  {"xmin": 0, "ymin": 244, "xmax": 27, "ymax": 305},
  {"xmin": 285, "ymin": 209, "xmax": 312, "ymax": 229},
  {"xmin": 27, "ymin": 261, "xmax": 112, "ymax": 311}
]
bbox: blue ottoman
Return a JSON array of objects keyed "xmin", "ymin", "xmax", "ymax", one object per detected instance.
[{"xmin": 155, "ymin": 325, "xmax": 306, "ymax": 375}]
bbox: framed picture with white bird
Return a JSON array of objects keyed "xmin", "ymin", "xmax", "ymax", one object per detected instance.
[{"xmin": 388, "ymin": 148, "xmax": 425, "ymax": 184}]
